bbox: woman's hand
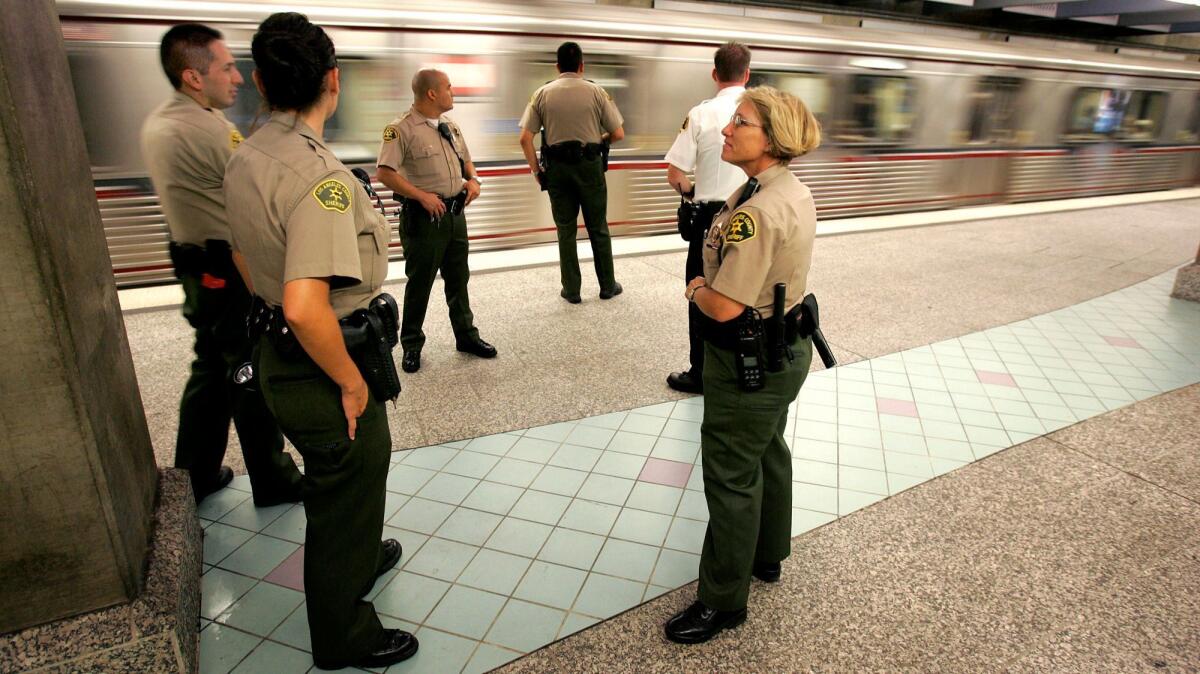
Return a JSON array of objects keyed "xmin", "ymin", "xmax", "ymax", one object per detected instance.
[{"xmin": 341, "ymin": 377, "xmax": 369, "ymax": 440}]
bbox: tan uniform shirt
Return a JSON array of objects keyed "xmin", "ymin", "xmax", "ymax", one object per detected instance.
[
  {"xmin": 702, "ymin": 163, "xmax": 815, "ymax": 318},
  {"xmin": 519, "ymin": 73, "xmax": 623, "ymax": 145},
  {"xmin": 223, "ymin": 111, "xmax": 390, "ymax": 318},
  {"xmin": 377, "ymin": 108, "xmax": 472, "ymax": 198},
  {"xmin": 141, "ymin": 91, "xmax": 245, "ymax": 246}
]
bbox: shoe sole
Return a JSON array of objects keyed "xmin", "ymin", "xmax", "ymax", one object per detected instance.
[{"xmin": 664, "ymin": 611, "xmax": 747, "ymax": 645}]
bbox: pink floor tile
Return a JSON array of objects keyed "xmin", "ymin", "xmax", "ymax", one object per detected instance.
[
  {"xmin": 638, "ymin": 458, "xmax": 693, "ymax": 488},
  {"xmin": 1103, "ymin": 335, "xmax": 1143, "ymax": 349},
  {"xmin": 976, "ymin": 370, "xmax": 1017, "ymax": 387},
  {"xmin": 264, "ymin": 546, "xmax": 305, "ymax": 592},
  {"xmin": 876, "ymin": 397, "xmax": 919, "ymax": 417}
]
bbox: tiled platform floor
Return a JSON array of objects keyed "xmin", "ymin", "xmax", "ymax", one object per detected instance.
[{"xmin": 198, "ymin": 270, "xmax": 1200, "ymax": 673}]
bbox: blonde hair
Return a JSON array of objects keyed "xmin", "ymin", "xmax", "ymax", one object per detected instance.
[{"xmin": 741, "ymin": 86, "xmax": 821, "ymax": 162}]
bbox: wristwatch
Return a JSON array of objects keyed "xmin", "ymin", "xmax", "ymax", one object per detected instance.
[
  {"xmin": 687, "ymin": 285, "xmax": 701, "ymax": 302},
  {"xmin": 467, "ymin": 175, "xmax": 482, "ymax": 185}
]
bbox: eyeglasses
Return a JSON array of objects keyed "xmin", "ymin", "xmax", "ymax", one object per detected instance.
[{"xmin": 730, "ymin": 113, "xmax": 763, "ymax": 129}]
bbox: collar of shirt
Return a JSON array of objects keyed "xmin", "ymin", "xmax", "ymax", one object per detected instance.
[
  {"xmin": 269, "ymin": 110, "xmax": 328, "ymax": 149},
  {"xmin": 754, "ymin": 162, "xmax": 792, "ymax": 188},
  {"xmin": 169, "ymin": 90, "xmax": 215, "ymax": 114},
  {"xmin": 557, "ymin": 72, "xmax": 583, "ymax": 80},
  {"xmin": 715, "ymin": 85, "xmax": 745, "ymax": 100},
  {"xmin": 408, "ymin": 106, "xmax": 442, "ymax": 129}
]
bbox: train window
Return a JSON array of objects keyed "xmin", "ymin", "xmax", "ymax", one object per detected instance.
[
  {"xmin": 834, "ymin": 75, "xmax": 915, "ymax": 144},
  {"xmin": 1118, "ymin": 90, "xmax": 1166, "ymax": 141},
  {"xmin": 1064, "ymin": 87, "xmax": 1130, "ymax": 140},
  {"xmin": 965, "ymin": 76, "xmax": 1023, "ymax": 144},
  {"xmin": 748, "ymin": 71, "xmax": 830, "ymax": 127}
]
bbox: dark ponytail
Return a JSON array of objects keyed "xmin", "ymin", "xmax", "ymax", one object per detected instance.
[{"xmin": 251, "ymin": 12, "xmax": 336, "ymax": 111}]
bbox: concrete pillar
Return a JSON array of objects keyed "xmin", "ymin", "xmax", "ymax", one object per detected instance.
[{"xmin": 0, "ymin": 0, "xmax": 156, "ymax": 632}]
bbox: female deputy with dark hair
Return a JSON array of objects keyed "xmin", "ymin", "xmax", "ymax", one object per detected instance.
[
  {"xmin": 222, "ymin": 12, "xmax": 415, "ymax": 670},
  {"xmin": 665, "ymin": 86, "xmax": 821, "ymax": 644}
]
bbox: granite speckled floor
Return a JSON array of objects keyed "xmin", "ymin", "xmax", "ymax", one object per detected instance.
[{"xmin": 191, "ymin": 265, "xmax": 1200, "ymax": 672}]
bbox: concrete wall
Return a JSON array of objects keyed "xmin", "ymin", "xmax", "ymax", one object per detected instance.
[{"xmin": 0, "ymin": 0, "xmax": 156, "ymax": 633}]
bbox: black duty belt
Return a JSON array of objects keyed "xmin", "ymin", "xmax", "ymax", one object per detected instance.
[
  {"xmin": 702, "ymin": 305, "xmax": 807, "ymax": 353},
  {"xmin": 249, "ymin": 293, "xmax": 402, "ymax": 402},
  {"xmin": 401, "ymin": 190, "xmax": 467, "ymax": 218},
  {"xmin": 543, "ymin": 141, "xmax": 604, "ymax": 163}
]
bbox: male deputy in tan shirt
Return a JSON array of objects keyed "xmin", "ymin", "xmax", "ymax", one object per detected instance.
[
  {"xmin": 141, "ymin": 23, "xmax": 300, "ymax": 505},
  {"xmin": 519, "ymin": 41, "xmax": 625, "ymax": 304},
  {"xmin": 377, "ymin": 69, "xmax": 495, "ymax": 374}
]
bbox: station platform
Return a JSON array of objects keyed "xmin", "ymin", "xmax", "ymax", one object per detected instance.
[{"xmin": 119, "ymin": 196, "xmax": 1200, "ymax": 673}]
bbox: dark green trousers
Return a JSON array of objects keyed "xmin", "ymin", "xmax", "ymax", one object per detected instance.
[
  {"xmin": 397, "ymin": 207, "xmax": 478, "ymax": 352},
  {"xmin": 697, "ymin": 336, "xmax": 812, "ymax": 611},
  {"xmin": 257, "ymin": 336, "xmax": 390, "ymax": 668},
  {"xmin": 545, "ymin": 156, "xmax": 617, "ymax": 295},
  {"xmin": 176, "ymin": 272, "xmax": 301, "ymax": 502}
]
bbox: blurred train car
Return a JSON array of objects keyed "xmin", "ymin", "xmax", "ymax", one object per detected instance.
[{"xmin": 56, "ymin": 0, "xmax": 1200, "ymax": 287}]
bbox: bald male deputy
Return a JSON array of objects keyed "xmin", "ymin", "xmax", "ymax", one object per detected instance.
[{"xmin": 377, "ymin": 69, "xmax": 496, "ymax": 374}]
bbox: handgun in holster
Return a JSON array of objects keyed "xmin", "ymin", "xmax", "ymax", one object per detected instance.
[
  {"xmin": 340, "ymin": 293, "xmax": 402, "ymax": 403},
  {"xmin": 734, "ymin": 308, "xmax": 766, "ymax": 392},
  {"xmin": 799, "ymin": 294, "xmax": 837, "ymax": 369},
  {"xmin": 677, "ymin": 188, "xmax": 699, "ymax": 242}
]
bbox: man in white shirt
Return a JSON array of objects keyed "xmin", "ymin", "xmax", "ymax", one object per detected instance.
[{"xmin": 664, "ymin": 42, "xmax": 752, "ymax": 394}]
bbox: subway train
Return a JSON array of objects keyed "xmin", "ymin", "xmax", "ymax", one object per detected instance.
[{"xmin": 57, "ymin": 0, "xmax": 1200, "ymax": 288}]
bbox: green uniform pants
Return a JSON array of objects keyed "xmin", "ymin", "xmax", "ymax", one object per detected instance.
[
  {"xmin": 697, "ymin": 336, "xmax": 812, "ymax": 611},
  {"xmin": 176, "ymin": 272, "xmax": 302, "ymax": 502},
  {"xmin": 545, "ymin": 156, "xmax": 617, "ymax": 295},
  {"xmin": 256, "ymin": 336, "xmax": 391, "ymax": 668},
  {"xmin": 397, "ymin": 207, "xmax": 478, "ymax": 352}
]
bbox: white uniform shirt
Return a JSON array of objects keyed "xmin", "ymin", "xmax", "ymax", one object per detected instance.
[{"xmin": 664, "ymin": 86, "xmax": 746, "ymax": 203}]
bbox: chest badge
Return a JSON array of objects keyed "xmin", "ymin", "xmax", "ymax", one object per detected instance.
[
  {"xmin": 229, "ymin": 129, "xmax": 244, "ymax": 150},
  {"xmin": 726, "ymin": 210, "xmax": 757, "ymax": 243},
  {"xmin": 313, "ymin": 179, "xmax": 352, "ymax": 214}
]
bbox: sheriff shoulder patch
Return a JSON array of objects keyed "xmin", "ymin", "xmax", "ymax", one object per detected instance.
[
  {"xmin": 382, "ymin": 125, "xmax": 397, "ymax": 142},
  {"xmin": 726, "ymin": 210, "xmax": 757, "ymax": 243},
  {"xmin": 313, "ymin": 179, "xmax": 351, "ymax": 214},
  {"xmin": 229, "ymin": 129, "xmax": 244, "ymax": 150}
]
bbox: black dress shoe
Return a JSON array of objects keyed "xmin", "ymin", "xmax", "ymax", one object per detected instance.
[
  {"xmin": 355, "ymin": 629, "xmax": 419, "ymax": 669},
  {"xmin": 667, "ymin": 370, "xmax": 703, "ymax": 394},
  {"xmin": 561, "ymin": 289, "xmax": 581, "ymax": 304},
  {"xmin": 194, "ymin": 466, "xmax": 234, "ymax": 504},
  {"xmin": 599, "ymin": 282, "xmax": 623, "ymax": 300},
  {"xmin": 752, "ymin": 561, "xmax": 781, "ymax": 583},
  {"xmin": 664, "ymin": 601, "xmax": 747, "ymax": 644},
  {"xmin": 376, "ymin": 538, "xmax": 402, "ymax": 578},
  {"xmin": 401, "ymin": 350, "xmax": 420, "ymax": 373},
  {"xmin": 456, "ymin": 337, "xmax": 497, "ymax": 358}
]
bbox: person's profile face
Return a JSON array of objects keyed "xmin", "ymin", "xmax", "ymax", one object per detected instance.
[
  {"xmin": 721, "ymin": 101, "xmax": 769, "ymax": 165},
  {"xmin": 436, "ymin": 74, "xmax": 454, "ymax": 112},
  {"xmin": 198, "ymin": 40, "xmax": 242, "ymax": 109}
]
